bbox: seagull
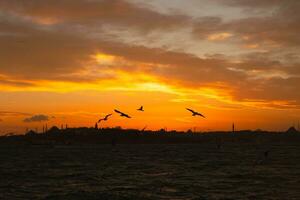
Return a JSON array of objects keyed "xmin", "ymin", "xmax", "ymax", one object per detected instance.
[
  {"xmin": 114, "ymin": 109, "xmax": 131, "ymax": 118},
  {"xmin": 137, "ymin": 106, "xmax": 144, "ymax": 111},
  {"xmin": 186, "ymin": 108, "xmax": 205, "ymax": 118},
  {"xmin": 98, "ymin": 113, "xmax": 112, "ymax": 123}
]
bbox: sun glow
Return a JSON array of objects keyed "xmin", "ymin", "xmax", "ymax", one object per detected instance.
[
  {"xmin": 94, "ymin": 53, "xmax": 117, "ymax": 65},
  {"xmin": 207, "ymin": 32, "xmax": 233, "ymax": 41}
]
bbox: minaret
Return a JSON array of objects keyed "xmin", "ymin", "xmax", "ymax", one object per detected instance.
[
  {"xmin": 42, "ymin": 125, "xmax": 45, "ymax": 134},
  {"xmin": 95, "ymin": 123, "xmax": 98, "ymax": 130},
  {"xmin": 232, "ymin": 123, "xmax": 235, "ymax": 133}
]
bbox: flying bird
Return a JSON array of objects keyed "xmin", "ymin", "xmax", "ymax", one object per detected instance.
[
  {"xmin": 114, "ymin": 109, "xmax": 131, "ymax": 118},
  {"xmin": 186, "ymin": 108, "xmax": 205, "ymax": 118},
  {"xmin": 137, "ymin": 106, "xmax": 144, "ymax": 111},
  {"xmin": 98, "ymin": 113, "xmax": 112, "ymax": 123}
]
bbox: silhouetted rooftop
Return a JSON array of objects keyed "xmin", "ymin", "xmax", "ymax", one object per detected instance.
[
  {"xmin": 46, "ymin": 126, "xmax": 60, "ymax": 134},
  {"xmin": 25, "ymin": 130, "xmax": 37, "ymax": 136},
  {"xmin": 286, "ymin": 126, "xmax": 298, "ymax": 134}
]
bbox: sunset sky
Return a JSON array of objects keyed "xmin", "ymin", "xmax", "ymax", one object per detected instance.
[{"xmin": 0, "ymin": 0, "xmax": 300, "ymax": 134}]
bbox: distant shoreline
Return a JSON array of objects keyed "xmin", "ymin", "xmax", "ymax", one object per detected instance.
[{"xmin": 1, "ymin": 126, "xmax": 299, "ymax": 146}]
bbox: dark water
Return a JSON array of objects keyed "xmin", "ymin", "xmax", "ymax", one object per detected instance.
[{"xmin": 1, "ymin": 142, "xmax": 300, "ymax": 200}]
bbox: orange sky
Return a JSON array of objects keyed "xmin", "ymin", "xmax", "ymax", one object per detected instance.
[{"xmin": 0, "ymin": 0, "xmax": 300, "ymax": 134}]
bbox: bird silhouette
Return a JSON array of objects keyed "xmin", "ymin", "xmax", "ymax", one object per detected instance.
[
  {"xmin": 137, "ymin": 106, "xmax": 144, "ymax": 111},
  {"xmin": 98, "ymin": 113, "xmax": 112, "ymax": 123},
  {"xmin": 186, "ymin": 108, "xmax": 205, "ymax": 118},
  {"xmin": 114, "ymin": 109, "xmax": 131, "ymax": 118}
]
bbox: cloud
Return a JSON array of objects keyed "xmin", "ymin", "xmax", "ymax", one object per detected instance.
[
  {"xmin": 0, "ymin": 14, "xmax": 99, "ymax": 80},
  {"xmin": 0, "ymin": 0, "xmax": 188, "ymax": 32},
  {"xmin": 0, "ymin": 77, "xmax": 35, "ymax": 87},
  {"xmin": 217, "ymin": 0, "xmax": 289, "ymax": 9},
  {"xmin": 0, "ymin": 0, "xmax": 189, "ymax": 81},
  {"xmin": 23, "ymin": 114, "xmax": 49, "ymax": 122},
  {"xmin": 0, "ymin": 10, "xmax": 244, "ymax": 85},
  {"xmin": 193, "ymin": 1, "xmax": 300, "ymax": 48},
  {"xmin": 1, "ymin": 0, "xmax": 296, "ymax": 82},
  {"xmin": 0, "ymin": 111, "xmax": 31, "ymax": 116},
  {"xmin": 0, "ymin": 0, "xmax": 300, "ymax": 109}
]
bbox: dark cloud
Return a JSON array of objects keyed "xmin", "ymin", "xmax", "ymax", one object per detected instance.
[
  {"xmin": 23, "ymin": 114, "xmax": 49, "ymax": 122},
  {"xmin": 0, "ymin": 11, "xmax": 244, "ymax": 85},
  {"xmin": 191, "ymin": 17, "xmax": 224, "ymax": 40},
  {"xmin": 229, "ymin": 76, "xmax": 300, "ymax": 109},
  {"xmin": 0, "ymin": 14, "xmax": 98, "ymax": 80},
  {"xmin": 193, "ymin": 1, "xmax": 300, "ymax": 47},
  {"xmin": 1, "ymin": 0, "xmax": 297, "ymax": 81},
  {"xmin": 0, "ymin": 0, "xmax": 299, "ymax": 108},
  {"xmin": 220, "ymin": 0, "xmax": 298, "ymax": 9},
  {"xmin": 217, "ymin": 0, "xmax": 285, "ymax": 8},
  {"xmin": 0, "ymin": 79, "xmax": 35, "ymax": 87},
  {"xmin": 90, "ymin": 40, "xmax": 246, "ymax": 86},
  {"xmin": 238, "ymin": 57, "xmax": 281, "ymax": 71},
  {"xmin": 0, "ymin": 0, "xmax": 188, "ymax": 32}
]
